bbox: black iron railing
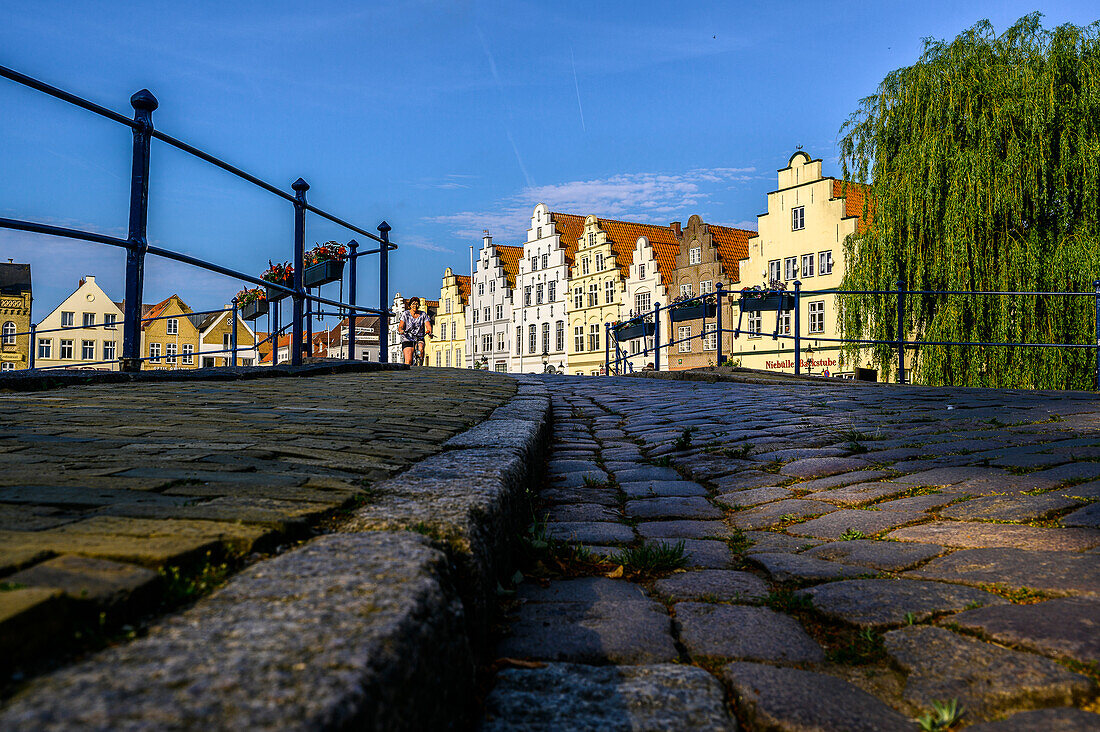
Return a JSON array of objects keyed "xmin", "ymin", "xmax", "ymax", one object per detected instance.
[
  {"xmin": 606, "ymin": 280, "xmax": 1100, "ymax": 390},
  {"xmin": 0, "ymin": 65, "xmax": 394, "ymax": 372}
]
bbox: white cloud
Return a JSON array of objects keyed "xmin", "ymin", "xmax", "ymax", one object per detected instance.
[
  {"xmin": 397, "ymin": 235, "xmax": 454, "ymax": 254},
  {"xmin": 427, "ymin": 167, "xmax": 758, "ymax": 240}
]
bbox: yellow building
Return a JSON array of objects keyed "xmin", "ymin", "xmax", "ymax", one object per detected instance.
[
  {"xmin": 565, "ymin": 216, "xmax": 679, "ymax": 376},
  {"xmin": 35, "ymin": 275, "xmax": 123, "ymax": 371},
  {"xmin": 0, "ymin": 263, "xmax": 32, "ymax": 373},
  {"xmin": 193, "ymin": 308, "xmax": 259, "ymax": 367},
  {"xmin": 140, "ymin": 294, "xmax": 200, "ymax": 370},
  {"xmin": 427, "ymin": 267, "xmax": 470, "ymax": 368},
  {"xmin": 733, "ymin": 150, "xmax": 877, "ymax": 378}
]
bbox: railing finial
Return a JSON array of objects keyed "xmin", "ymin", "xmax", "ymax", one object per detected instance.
[
  {"xmin": 377, "ymin": 220, "xmax": 391, "ymax": 233},
  {"xmin": 292, "ymin": 177, "xmax": 309, "ymax": 193},
  {"xmin": 130, "ymin": 89, "xmax": 158, "ymax": 112}
]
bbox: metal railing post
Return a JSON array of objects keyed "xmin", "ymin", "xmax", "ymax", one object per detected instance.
[
  {"xmin": 604, "ymin": 323, "xmax": 610, "ymax": 376},
  {"xmin": 654, "ymin": 301, "xmax": 662, "ymax": 372},
  {"xmin": 378, "ymin": 221, "xmax": 391, "ymax": 363},
  {"xmin": 291, "ymin": 178, "xmax": 309, "ymax": 366},
  {"xmin": 28, "ymin": 323, "xmax": 35, "ymax": 369},
  {"xmin": 348, "ymin": 239, "xmax": 358, "ymax": 361},
  {"xmin": 230, "ymin": 297, "xmax": 238, "ymax": 367},
  {"xmin": 793, "ymin": 280, "xmax": 802, "ymax": 375},
  {"xmin": 1094, "ymin": 279, "xmax": 1100, "ymax": 392},
  {"xmin": 272, "ymin": 301, "xmax": 279, "ymax": 366},
  {"xmin": 305, "ymin": 288, "xmax": 313, "ymax": 358},
  {"xmin": 716, "ymin": 282, "xmax": 724, "ymax": 366},
  {"xmin": 896, "ymin": 279, "xmax": 905, "ymax": 384},
  {"xmin": 121, "ymin": 89, "xmax": 158, "ymax": 373}
]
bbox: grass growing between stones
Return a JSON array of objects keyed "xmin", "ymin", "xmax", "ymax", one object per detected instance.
[
  {"xmin": 916, "ymin": 698, "xmax": 965, "ymax": 731},
  {"xmin": 615, "ymin": 542, "xmax": 688, "ymax": 574}
]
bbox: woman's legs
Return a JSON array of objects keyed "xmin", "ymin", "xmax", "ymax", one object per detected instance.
[{"xmin": 403, "ymin": 344, "xmax": 415, "ymax": 365}]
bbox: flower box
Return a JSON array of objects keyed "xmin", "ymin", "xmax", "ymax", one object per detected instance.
[
  {"xmin": 739, "ymin": 292, "xmax": 795, "ymax": 312},
  {"xmin": 303, "ymin": 259, "xmax": 345, "ymax": 288},
  {"xmin": 668, "ymin": 302, "xmax": 717, "ymax": 322},
  {"xmin": 240, "ymin": 299, "xmax": 268, "ymax": 321},
  {"xmin": 613, "ymin": 321, "xmax": 655, "ymax": 342},
  {"xmin": 265, "ymin": 284, "xmax": 292, "ymax": 302}
]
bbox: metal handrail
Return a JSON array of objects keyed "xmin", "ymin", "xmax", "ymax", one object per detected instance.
[{"xmin": 0, "ymin": 64, "xmax": 395, "ymax": 372}]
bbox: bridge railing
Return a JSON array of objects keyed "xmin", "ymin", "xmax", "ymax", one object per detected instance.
[
  {"xmin": 0, "ymin": 64, "xmax": 395, "ymax": 373},
  {"xmin": 606, "ymin": 281, "xmax": 1100, "ymax": 390}
]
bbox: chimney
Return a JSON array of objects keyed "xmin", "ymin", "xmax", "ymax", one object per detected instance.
[
  {"xmin": 669, "ymin": 221, "xmax": 682, "ymax": 237},
  {"xmin": 86, "ymin": 275, "xmax": 95, "ymax": 283}
]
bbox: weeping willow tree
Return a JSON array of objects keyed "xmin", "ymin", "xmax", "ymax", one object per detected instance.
[{"xmin": 838, "ymin": 14, "xmax": 1100, "ymax": 389}]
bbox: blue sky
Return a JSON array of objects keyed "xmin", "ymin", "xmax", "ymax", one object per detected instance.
[{"xmin": 2, "ymin": 1, "xmax": 1097, "ymax": 323}]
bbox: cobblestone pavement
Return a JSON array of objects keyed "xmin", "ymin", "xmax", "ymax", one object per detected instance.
[
  {"xmin": 482, "ymin": 376, "xmax": 1100, "ymax": 731},
  {"xmin": 0, "ymin": 368, "xmax": 514, "ymax": 680}
]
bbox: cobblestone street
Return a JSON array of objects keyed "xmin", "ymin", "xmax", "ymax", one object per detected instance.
[{"xmin": 483, "ymin": 375, "xmax": 1100, "ymax": 730}]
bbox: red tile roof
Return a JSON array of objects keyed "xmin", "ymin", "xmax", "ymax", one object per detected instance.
[
  {"xmin": 550, "ymin": 212, "xmax": 586, "ymax": 267},
  {"xmin": 832, "ymin": 180, "xmax": 873, "ymax": 233},
  {"xmin": 708, "ymin": 224, "xmax": 756, "ymax": 284},
  {"xmin": 456, "ymin": 274, "xmax": 471, "ymax": 304},
  {"xmin": 495, "ymin": 245, "xmax": 524, "ymax": 289},
  {"xmin": 141, "ymin": 295, "xmax": 192, "ymax": 331},
  {"xmin": 596, "ymin": 218, "xmax": 681, "ymax": 280}
]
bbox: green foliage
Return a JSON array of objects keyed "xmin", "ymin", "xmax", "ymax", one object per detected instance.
[
  {"xmin": 673, "ymin": 427, "xmax": 696, "ymax": 450},
  {"xmin": 839, "ymin": 527, "xmax": 867, "ymax": 541},
  {"xmin": 838, "ymin": 14, "xmax": 1100, "ymax": 389},
  {"xmin": 917, "ymin": 698, "xmax": 965, "ymax": 731},
  {"xmin": 615, "ymin": 541, "xmax": 688, "ymax": 573}
]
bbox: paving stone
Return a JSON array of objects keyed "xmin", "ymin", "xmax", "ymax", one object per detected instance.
[
  {"xmin": 728, "ymin": 499, "xmax": 834, "ymax": 530},
  {"xmin": 883, "ymin": 626, "xmax": 1094, "ymax": 722},
  {"xmin": 747, "ymin": 552, "xmax": 870, "ymax": 582},
  {"xmin": 1061, "ymin": 502, "xmax": 1100, "ymax": 528},
  {"xmin": 0, "ymin": 486, "xmax": 193, "ymax": 508},
  {"xmin": 94, "ymin": 496, "xmax": 333, "ymax": 530},
  {"xmin": 545, "ymin": 504, "xmax": 622, "ymax": 523},
  {"xmin": 710, "ymin": 471, "xmax": 785, "ymax": 492},
  {"xmin": 873, "ymin": 492, "xmax": 960, "ymax": 512},
  {"xmin": 1030, "ymin": 462, "xmax": 1100, "ymax": 485},
  {"xmin": 941, "ymin": 494, "xmax": 1083, "ymax": 522},
  {"xmin": 1062, "ymin": 480, "xmax": 1100, "ymax": 499},
  {"xmin": 675, "ymin": 602, "xmax": 824, "ymax": 663},
  {"xmin": 715, "ymin": 487, "xmax": 791, "ymax": 508},
  {"xmin": 949, "ymin": 597, "xmax": 1100, "ymax": 665},
  {"xmin": 965, "ymin": 707, "xmax": 1100, "ymax": 731},
  {"xmin": 722, "ymin": 662, "xmax": 914, "ymax": 732},
  {"xmin": 797, "ymin": 578, "xmax": 1006, "ymax": 628},
  {"xmin": 0, "ymin": 587, "xmax": 68, "ymax": 670},
  {"xmin": 0, "ymin": 546, "xmax": 55, "ymax": 576},
  {"xmin": 645, "ymin": 538, "xmax": 734, "ymax": 569},
  {"xmin": 482, "ymin": 663, "xmax": 737, "ymax": 731},
  {"xmin": 653, "ymin": 570, "xmax": 768, "ymax": 602},
  {"xmin": 791, "ymin": 469, "xmax": 894, "ymax": 492},
  {"xmin": 625, "ymin": 497, "xmax": 722, "ymax": 520},
  {"xmin": 781, "ymin": 457, "xmax": 870, "ymax": 478},
  {"xmin": 613, "ymin": 466, "xmax": 683, "ymax": 483},
  {"xmin": 908, "ymin": 547, "xmax": 1100, "ymax": 596},
  {"xmin": 546, "ymin": 522, "xmax": 633, "ymax": 545},
  {"xmin": 805, "ymin": 482, "xmax": 915, "ymax": 506},
  {"xmin": 804, "ymin": 540, "xmax": 946, "ymax": 571},
  {"xmin": 7, "ymin": 554, "xmax": 159, "ymax": 611},
  {"xmin": 891, "ymin": 466, "xmax": 1010, "ymax": 486},
  {"xmin": 888, "ymin": 521, "xmax": 1100, "ymax": 551},
  {"xmin": 549, "ymin": 470, "xmax": 609, "ymax": 488},
  {"xmin": 618, "ymin": 480, "xmax": 708, "ymax": 498},
  {"xmin": 786, "ymin": 509, "xmax": 924, "ymax": 540},
  {"xmin": 516, "ymin": 577, "xmax": 651, "ymax": 605},
  {"xmin": 636, "ymin": 520, "xmax": 733, "ymax": 540},
  {"xmin": 540, "ymin": 486, "xmax": 618, "ymax": 506}
]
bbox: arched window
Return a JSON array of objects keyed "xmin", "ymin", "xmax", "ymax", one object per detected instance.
[{"xmin": 1, "ymin": 321, "xmax": 15, "ymax": 345}]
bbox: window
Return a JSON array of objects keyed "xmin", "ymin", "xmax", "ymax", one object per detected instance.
[
  {"xmin": 495, "ymin": 304, "xmax": 503, "ymax": 320},
  {"xmin": 574, "ymin": 325, "xmax": 584, "ymax": 352},
  {"xmin": 490, "ymin": 280, "xmax": 495, "ymax": 293},
  {"xmin": 472, "ymin": 309, "xmax": 479, "ymax": 324},
  {"xmin": 595, "ymin": 253, "xmax": 604, "ymax": 271},
  {"xmin": 37, "ymin": 338, "xmax": 51, "ymax": 359},
  {"xmin": 536, "ymin": 283, "xmax": 544, "ymax": 304},
  {"xmin": 689, "ymin": 247, "xmax": 701, "ymax": 265},
  {"xmin": 497, "ymin": 331, "xmax": 505, "ymax": 351},
  {"xmin": 604, "ymin": 280, "xmax": 614, "ymax": 304},
  {"xmin": 483, "ymin": 307, "xmax": 490, "ymax": 323},
  {"xmin": 678, "ymin": 325, "xmax": 691, "ymax": 352},
  {"xmin": 635, "ymin": 291, "xmax": 651, "ymax": 314},
  {"xmin": 61, "ymin": 312, "xmax": 74, "ymax": 328},
  {"xmin": 582, "ymin": 257, "xmax": 591, "ymax": 275},
  {"xmin": 83, "ymin": 312, "xmax": 96, "ymax": 328},
  {"xmin": 809, "ymin": 301, "xmax": 825, "ymax": 333},
  {"xmin": 747, "ymin": 312, "xmax": 762, "ymax": 337},
  {"xmin": 1, "ymin": 321, "xmax": 14, "ymax": 344},
  {"xmin": 0, "ymin": 362, "xmax": 12, "ymax": 372},
  {"xmin": 494, "ymin": 363, "xmax": 506, "ymax": 373},
  {"xmin": 166, "ymin": 343, "xmax": 177, "ymax": 364},
  {"xmin": 548, "ymin": 281, "xmax": 556, "ymax": 301},
  {"xmin": 182, "ymin": 343, "xmax": 194, "ymax": 364},
  {"xmin": 530, "ymin": 255, "xmax": 538, "ymax": 272},
  {"xmin": 454, "ymin": 347, "xmax": 461, "ymax": 365},
  {"xmin": 482, "ymin": 334, "xmax": 492, "ymax": 352},
  {"xmin": 166, "ymin": 318, "xmax": 178, "ymax": 335},
  {"xmin": 529, "ymin": 324, "xmax": 537, "ymax": 354},
  {"xmin": 792, "ymin": 206, "xmax": 805, "ymax": 230},
  {"xmin": 104, "ymin": 313, "xmax": 117, "ymax": 329},
  {"xmin": 555, "ymin": 321, "xmax": 564, "ymax": 351},
  {"xmin": 103, "ymin": 341, "xmax": 116, "ymax": 361},
  {"xmin": 541, "ymin": 254, "xmax": 548, "ymax": 269},
  {"xmin": 769, "ymin": 260, "xmax": 782, "ymax": 282},
  {"xmin": 680, "ymin": 283, "xmax": 693, "ymax": 298},
  {"xmin": 819, "ymin": 250, "xmax": 834, "ymax": 276},
  {"xmin": 700, "ymin": 280, "xmax": 713, "ymax": 294},
  {"xmin": 223, "ymin": 333, "xmax": 231, "ymax": 349},
  {"xmin": 445, "ymin": 349, "xmax": 451, "ymax": 367},
  {"xmin": 801, "ymin": 254, "xmax": 815, "ymax": 278},
  {"xmin": 574, "ymin": 288, "xmax": 583, "ymax": 308},
  {"xmin": 587, "ymin": 233, "xmax": 595, "ymax": 247},
  {"xmin": 478, "ymin": 283, "xmax": 484, "ymax": 296},
  {"xmin": 779, "ymin": 311, "xmax": 791, "ymax": 335},
  {"xmin": 149, "ymin": 342, "xmax": 161, "ymax": 362},
  {"xmin": 588, "ymin": 324, "xmax": 600, "ymax": 352},
  {"xmin": 203, "ymin": 357, "xmax": 216, "ymax": 368},
  {"xmin": 60, "ymin": 339, "xmax": 73, "ymax": 359},
  {"xmin": 542, "ymin": 322, "xmax": 550, "ymax": 354},
  {"xmin": 784, "ymin": 257, "xmax": 798, "ymax": 280},
  {"xmin": 435, "ymin": 352, "xmax": 442, "ymax": 367},
  {"xmin": 639, "ymin": 264, "xmax": 646, "ymax": 280},
  {"xmin": 703, "ymin": 324, "xmax": 717, "ymax": 351},
  {"xmin": 81, "ymin": 340, "xmax": 95, "ymax": 360},
  {"xmin": 439, "ymin": 322, "xmax": 447, "ymax": 340},
  {"xmin": 445, "ymin": 298, "xmax": 452, "ymax": 314},
  {"xmin": 588, "ymin": 283, "xmax": 598, "ymax": 307}
]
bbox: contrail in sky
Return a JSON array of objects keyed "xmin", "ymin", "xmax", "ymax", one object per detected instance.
[
  {"xmin": 476, "ymin": 24, "xmax": 534, "ymax": 188},
  {"xmin": 571, "ymin": 46, "xmax": 586, "ymax": 133}
]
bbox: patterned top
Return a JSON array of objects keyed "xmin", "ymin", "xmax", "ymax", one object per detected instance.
[{"xmin": 400, "ymin": 311, "xmax": 430, "ymax": 343}]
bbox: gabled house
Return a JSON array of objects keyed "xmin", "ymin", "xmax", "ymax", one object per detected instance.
[
  {"xmin": 467, "ymin": 234, "xmax": 521, "ymax": 371},
  {"xmin": 140, "ymin": 294, "xmax": 200, "ymax": 370},
  {"xmin": 0, "ymin": 262, "xmax": 32, "ymax": 372},
  {"xmin": 188, "ymin": 307, "xmax": 259, "ymax": 367},
  {"xmin": 620, "ymin": 224, "xmax": 681, "ymax": 373},
  {"xmin": 34, "ymin": 275, "xmax": 124, "ymax": 371},
  {"xmin": 427, "ymin": 268, "xmax": 469, "ymax": 368}
]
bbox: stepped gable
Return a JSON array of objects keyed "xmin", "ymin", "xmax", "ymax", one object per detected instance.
[
  {"xmin": 550, "ymin": 212, "xmax": 586, "ymax": 267},
  {"xmin": 456, "ymin": 274, "xmax": 471, "ymax": 304},
  {"xmin": 594, "ymin": 218, "xmax": 680, "ymax": 281},
  {"xmin": 495, "ymin": 245, "xmax": 524, "ymax": 289},
  {"xmin": 0, "ymin": 263, "xmax": 30, "ymax": 294},
  {"xmin": 707, "ymin": 224, "xmax": 756, "ymax": 284},
  {"xmin": 832, "ymin": 179, "xmax": 873, "ymax": 233},
  {"xmin": 648, "ymin": 234, "xmax": 681, "ymax": 293}
]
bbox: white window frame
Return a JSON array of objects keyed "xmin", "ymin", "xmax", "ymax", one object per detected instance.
[
  {"xmin": 639, "ymin": 263, "xmax": 646, "ymax": 280},
  {"xmin": 604, "ymin": 280, "xmax": 614, "ymax": 304},
  {"xmin": 556, "ymin": 321, "xmax": 565, "ymax": 351},
  {"xmin": 1, "ymin": 321, "xmax": 14, "ymax": 344},
  {"xmin": 61, "ymin": 312, "xmax": 74, "ymax": 328},
  {"xmin": 587, "ymin": 283, "xmax": 598, "ymax": 307},
  {"xmin": 165, "ymin": 342, "xmax": 177, "ymax": 364},
  {"xmin": 582, "ymin": 257, "xmax": 591, "ymax": 275},
  {"xmin": 784, "ymin": 257, "xmax": 798, "ymax": 281},
  {"xmin": 588, "ymin": 323, "xmax": 600, "ymax": 352},
  {"xmin": 82, "ymin": 312, "xmax": 96, "ymax": 328},
  {"xmin": 103, "ymin": 341, "xmax": 116, "ymax": 361},
  {"xmin": 60, "ymin": 339, "xmax": 74, "ymax": 359},
  {"xmin": 574, "ymin": 287, "xmax": 583, "ymax": 308},
  {"xmin": 747, "ymin": 312, "xmax": 762, "ymax": 338},
  {"xmin": 801, "ymin": 253, "xmax": 815, "ymax": 278},
  {"xmin": 574, "ymin": 325, "xmax": 584, "ymax": 353},
  {"xmin": 104, "ymin": 313, "xmax": 117, "ymax": 329},
  {"xmin": 37, "ymin": 338, "xmax": 51, "ymax": 359},
  {"xmin": 166, "ymin": 318, "xmax": 178, "ymax": 336},
  {"xmin": 700, "ymin": 280, "xmax": 713, "ymax": 294},
  {"xmin": 149, "ymin": 342, "xmax": 161, "ymax": 362},
  {"xmin": 809, "ymin": 301, "xmax": 825, "ymax": 334},
  {"xmin": 524, "ymin": 286, "xmax": 532, "ymax": 306},
  {"xmin": 679, "ymin": 283, "xmax": 693, "ymax": 298},
  {"xmin": 495, "ymin": 304, "xmax": 503, "ymax": 320},
  {"xmin": 635, "ymin": 291, "xmax": 651, "ymax": 314},
  {"xmin": 497, "ymin": 331, "xmax": 505, "ymax": 351},
  {"xmin": 678, "ymin": 325, "xmax": 691, "ymax": 352},
  {"xmin": 528, "ymin": 324, "xmax": 537, "ymax": 354},
  {"xmin": 536, "ymin": 283, "xmax": 544, "ymax": 305},
  {"xmin": 81, "ymin": 339, "xmax": 95, "ymax": 360},
  {"xmin": 792, "ymin": 206, "xmax": 805, "ymax": 231},
  {"xmin": 703, "ymin": 323, "xmax": 717, "ymax": 351},
  {"xmin": 182, "ymin": 343, "xmax": 194, "ymax": 364},
  {"xmin": 819, "ymin": 250, "xmax": 834, "ymax": 276},
  {"xmin": 548, "ymin": 281, "xmax": 556, "ymax": 301},
  {"xmin": 769, "ymin": 260, "xmax": 782, "ymax": 282},
  {"xmin": 689, "ymin": 247, "xmax": 701, "ymax": 265},
  {"xmin": 0, "ymin": 362, "xmax": 13, "ymax": 372}
]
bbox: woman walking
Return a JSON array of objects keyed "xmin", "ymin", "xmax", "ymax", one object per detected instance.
[{"xmin": 398, "ymin": 297, "xmax": 432, "ymax": 365}]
